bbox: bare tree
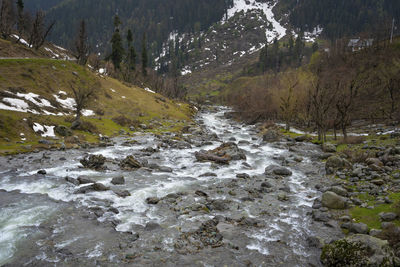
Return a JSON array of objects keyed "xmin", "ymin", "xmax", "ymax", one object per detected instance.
[
  {"xmin": 0, "ymin": 0, "xmax": 14, "ymax": 39},
  {"xmin": 279, "ymin": 71, "xmax": 299, "ymax": 131},
  {"xmin": 70, "ymin": 81, "xmax": 98, "ymax": 129},
  {"xmin": 74, "ymin": 19, "xmax": 90, "ymax": 65},
  {"xmin": 28, "ymin": 10, "xmax": 55, "ymax": 50}
]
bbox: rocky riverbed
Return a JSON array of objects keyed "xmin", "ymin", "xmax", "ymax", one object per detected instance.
[{"xmin": 0, "ymin": 106, "xmax": 364, "ymax": 266}]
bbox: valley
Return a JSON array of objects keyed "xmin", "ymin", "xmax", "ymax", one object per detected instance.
[{"xmin": 0, "ymin": 0, "xmax": 400, "ymax": 266}]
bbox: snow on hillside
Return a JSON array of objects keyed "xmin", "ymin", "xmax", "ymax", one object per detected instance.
[{"xmin": 225, "ymin": 0, "xmax": 286, "ymax": 42}]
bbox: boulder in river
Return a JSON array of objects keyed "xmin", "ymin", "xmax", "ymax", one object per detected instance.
[
  {"xmin": 77, "ymin": 176, "xmax": 96, "ymax": 184},
  {"xmin": 74, "ymin": 183, "xmax": 109, "ymax": 194},
  {"xmin": 265, "ymin": 165, "xmax": 292, "ymax": 176},
  {"xmin": 195, "ymin": 142, "xmax": 246, "ymax": 164},
  {"xmin": 112, "ymin": 189, "xmax": 131, "ymax": 198},
  {"xmin": 321, "ymin": 191, "xmax": 348, "ymax": 209},
  {"xmin": 119, "ymin": 155, "xmax": 142, "ymax": 170},
  {"xmin": 111, "ymin": 176, "xmax": 125, "ymax": 185},
  {"xmin": 80, "ymin": 154, "xmax": 106, "ymax": 170},
  {"xmin": 321, "ymin": 234, "xmax": 398, "ymax": 266}
]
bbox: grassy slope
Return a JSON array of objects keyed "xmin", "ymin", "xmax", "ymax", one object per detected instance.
[{"xmin": 0, "ymin": 58, "xmax": 192, "ymax": 155}]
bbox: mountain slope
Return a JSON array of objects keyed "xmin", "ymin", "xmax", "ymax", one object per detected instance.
[{"xmin": 0, "ymin": 57, "xmax": 192, "ymax": 155}]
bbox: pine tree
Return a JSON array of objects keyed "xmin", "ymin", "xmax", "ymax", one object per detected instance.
[
  {"xmin": 111, "ymin": 29, "xmax": 124, "ymax": 69},
  {"xmin": 141, "ymin": 32, "xmax": 148, "ymax": 76},
  {"xmin": 126, "ymin": 29, "xmax": 136, "ymax": 70}
]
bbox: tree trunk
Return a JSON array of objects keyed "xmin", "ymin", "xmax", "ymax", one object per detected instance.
[{"xmin": 285, "ymin": 121, "xmax": 290, "ymax": 132}]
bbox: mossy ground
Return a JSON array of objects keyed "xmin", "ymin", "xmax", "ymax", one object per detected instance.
[{"xmin": 0, "ymin": 59, "xmax": 193, "ymax": 155}]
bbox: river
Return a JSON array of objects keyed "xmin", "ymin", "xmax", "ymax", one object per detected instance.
[{"xmin": 0, "ymin": 106, "xmax": 340, "ymax": 266}]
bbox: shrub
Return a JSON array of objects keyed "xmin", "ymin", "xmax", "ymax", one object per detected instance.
[
  {"xmin": 377, "ymin": 224, "xmax": 400, "ymax": 246},
  {"xmin": 112, "ymin": 115, "xmax": 132, "ymax": 126}
]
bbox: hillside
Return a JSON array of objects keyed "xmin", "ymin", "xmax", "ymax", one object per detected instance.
[{"xmin": 0, "ymin": 57, "xmax": 192, "ymax": 155}]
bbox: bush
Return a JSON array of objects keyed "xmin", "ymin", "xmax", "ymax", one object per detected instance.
[
  {"xmin": 78, "ymin": 120, "xmax": 98, "ymax": 133},
  {"xmin": 321, "ymin": 239, "xmax": 369, "ymax": 266},
  {"xmin": 377, "ymin": 224, "xmax": 400, "ymax": 247},
  {"xmin": 112, "ymin": 115, "xmax": 132, "ymax": 127}
]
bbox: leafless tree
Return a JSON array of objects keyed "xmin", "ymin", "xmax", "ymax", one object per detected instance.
[
  {"xmin": 0, "ymin": 0, "xmax": 15, "ymax": 39},
  {"xmin": 70, "ymin": 81, "xmax": 98, "ymax": 129},
  {"xmin": 28, "ymin": 10, "xmax": 55, "ymax": 50},
  {"xmin": 74, "ymin": 19, "xmax": 90, "ymax": 65}
]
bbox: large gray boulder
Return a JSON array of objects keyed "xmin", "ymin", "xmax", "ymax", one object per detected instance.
[
  {"xmin": 321, "ymin": 234, "xmax": 399, "ymax": 266},
  {"xmin": 321, "ymin": 191, "xmax": 348, "ymax": 209},
  {"xmin": 265, "ymin": 165, "xmax": 292, "ymax": 176}
]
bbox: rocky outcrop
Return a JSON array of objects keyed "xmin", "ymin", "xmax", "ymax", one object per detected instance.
[{"xmin": 321, "ymin": 234, "xmax": 398, "ymax": 266}]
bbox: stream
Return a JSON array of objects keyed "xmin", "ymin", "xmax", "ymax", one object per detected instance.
[{"xmin": 0, "ymin": 106, "xmax": 341, "ymax": 266}]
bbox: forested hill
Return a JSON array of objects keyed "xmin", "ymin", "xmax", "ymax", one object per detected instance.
[
  {"xmin": 279, "ymin": 0, "xmax": 399, "ymax": 40},
  {"xmin": 24, "ymin": 0, "xmax": 63, "ymax": 11},
  {"xmin": 45, "ymin": 0, "xmax": 232, "ymax": 56}
]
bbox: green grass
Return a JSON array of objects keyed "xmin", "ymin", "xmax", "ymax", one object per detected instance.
[{"xmin": 350, "ymin": 193, "xmax": 400, "ymax": 230}]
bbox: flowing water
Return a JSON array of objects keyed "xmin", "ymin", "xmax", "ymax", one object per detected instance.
[{"xmin": 0, "ymin": 107, "xmax": 338, "ymax": 266}]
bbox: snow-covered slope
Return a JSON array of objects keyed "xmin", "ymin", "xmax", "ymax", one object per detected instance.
[{"xmin": 225, "ymin": 0, "xmax": 286, "ymax": 42}]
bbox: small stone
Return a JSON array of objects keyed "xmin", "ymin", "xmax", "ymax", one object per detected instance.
[
  {"xmin": 37, "ymin": 170, "xmax": 46, "ymax": 175},
  {"xmin": 236, "ymin": 173, "xmax": 250, "ymax": 179},
  {"xmin": 146, "ymin": 197, "xmax": 160, "ymax": 205}
]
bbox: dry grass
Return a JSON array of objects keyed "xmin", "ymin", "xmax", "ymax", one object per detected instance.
[{"xmin": 337, "ymin": 136, "xmax": 366, "ymax": 145}]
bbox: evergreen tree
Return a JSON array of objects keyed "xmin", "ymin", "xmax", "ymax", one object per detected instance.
[
  {"xmin": 141, "ymin": 32, "xmax": 148, "ymax": 76},
  {"xmin": 110, "ymin": 15, "xmax": 124, "ymax": 69},
  {"xmin": 126, "ymin": 29, "xmax": 136, "ymax": 70}
]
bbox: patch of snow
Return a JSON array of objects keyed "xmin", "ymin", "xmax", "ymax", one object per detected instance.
[
  {"xmin": 144, "ymin": 88, "xmax": 156, "ymax": 94},
  {"xmin": 15, "ymin": 92, "xmax": 55, "ymax": 108},
  {"xmin": 82, "ymin": 109, "xmax": 95, "ymax": 116},
  {"xmin": 53, "ymin": 95, "xmax": 76, "ymax": 110},
  {"xmin": 33, "ymin": 123, "xmax": 56, "ymax": 137},
  {"xmin": 110, "ymin": 88, "xmax": 116, "ymax": 93},
  {"xmin": 58, "ymin": 91, "xmax": 67, "ymax": 95},
  {"xmin": 98, "ymin": 68, "xmax": 106, "ymax": 74},
  {"xmin": 224, "ymin": 0, "xmax": 286, "ymax": 42},
  {"xmin": 44, "ymin": 47, "xmax": 59, "ymax": 58},
  {"xmin": 181, "ymin": 67, "xmax": 192, "ymax": 76},
  {"xmin": 54, "ymin": 45, "xmax": 67, "ymax": 51},
  {"xmin": 304, "ymin": 26, "xmax": 323, "ymax": 42},
  {"xmin": 11, "ymin": 34, "xmax": 30, "ymax": 47},
  {"xmin": 3, "ymin": 98, "xmax": 29, "ymax": 109},
  {"xmin": 121, "ymin": 96, "xmax": 126, "ymax": 99}
]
